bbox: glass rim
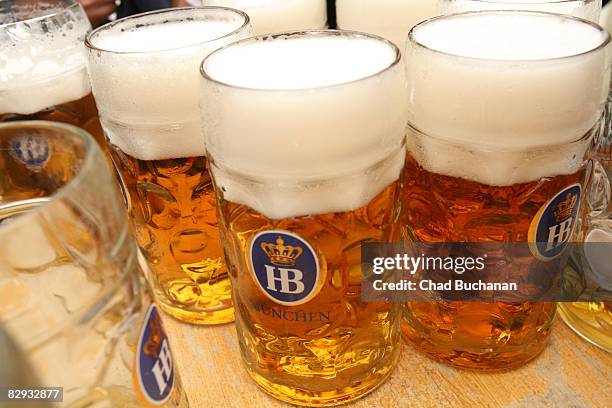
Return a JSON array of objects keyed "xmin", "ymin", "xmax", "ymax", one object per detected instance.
[
  {"xmin": 0, "ymin": 0, "xmax": 81, "ymax": 29},
  {"xmin": 409, "ymin": 10, "xmax": 610, "ymax": 63},
  {"xmin": 200, "ymin": 29, "xmax": 402, "ymax": 93},
  {"xmin": 0, "ymin": 120, "xmax": 96, "ymax": 226},
  {"xmin": 85, "ymin": 6, "xmax": 251, "ymax": 55}
]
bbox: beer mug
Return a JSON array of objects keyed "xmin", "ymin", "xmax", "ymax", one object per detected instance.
[
  {"xmin": 0, "ymin": 121, "xmax": 188, "ymax": 407},
  {"xmin": 437, "ymin": 0, "xmax": 612, "ymax": 353},
  {"xmin": 200, "ymin": 30, "xmax": 406, "ymax": 405},
  {"xmin": 439, "ymin": 0, "xmax": 602, "ymax": 21},
  {"xmin": 335, "ymin": 0, "xmax": 438, "ymax": 47},
  {"xmin": 401, "ymin": 11, "xmax": 610, "ymax": 369},
  {"xmin": 185, "ymin": 0, "xmax": 328, "ymax": 34},
  {"xmin": 0, "ymin": 0, "xmax": 105, "ymax": 149},
  {"xmin": 85, "ymin": 7, "xmax": 252, "ymax": 325},
  {"xmin": 558, "ymin": 112, "xmax": 612, "ymax": 352}
]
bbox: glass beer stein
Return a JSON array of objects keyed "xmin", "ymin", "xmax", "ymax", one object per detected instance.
[
  {"xmin": 200, "ymin": 30, "xmax": 406, "ymax": 405},
  {"xmin": 186, "ymin": 0, "xmax": 328, "ymax": 34},
  {"xmin": 401, "ymin": 11, "xmax": 610, "ymax": 370},
  {"xmin": 0, "ymin": 121, "xmax": 188, "ymax": 407},
  {"xmin": 335, "ymin": 0, "xmax": 439, "ymax": 47},
  {"xmin": 439, "ymin": 0, "xmax": 602, "ymax": 22},
  {"xmin": 85, "ymin": 7, "xmax": 252, "ymax": 325},
  {"xmin": 0, "ymin": 0, "xmax": 105, "ymax": 149},
  {"xmin": 436, "ymin": 0, "xmax": 611, "ymax": 354},
  {"xmin": 559, "ymin": 118, "xmax": 612, "ymax": 352}
]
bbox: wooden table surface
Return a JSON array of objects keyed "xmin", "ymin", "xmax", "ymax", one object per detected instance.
[{"xmin": 163, "ymin": 315, "xmax": 612, "ymax": 408}]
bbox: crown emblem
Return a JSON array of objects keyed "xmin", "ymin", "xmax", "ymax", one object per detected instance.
[
  {"xmin": 553, "ymin": 192, "xmax": 577, "ymax": 222},
  {"xmin": 261, "ymin": 237, "xmax": 302, "ymax": 266},
  {"xmin": 143, "ymin": 314, "xmax": 163, "ymax": 357}
]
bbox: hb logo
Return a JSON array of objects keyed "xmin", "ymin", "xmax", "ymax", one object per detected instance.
[
  {"xmin": 9, "ymin": 135, "xmax": 50, "ymax": 170},
  {"xmin": 135, "ymin": 304, "xmax": 175, "ymax": 405},
  {"xmin": 250, "ymin": 230, "xmax": 321, "ymax": 306},
  {"xmin": 529, "ymin": 184, "xmax": 581, "ymax": 260}
]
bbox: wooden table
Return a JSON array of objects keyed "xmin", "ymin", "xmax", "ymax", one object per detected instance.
[{"xmin": 163, "ymin": 316, "xmax": 611, "ymax": 408}]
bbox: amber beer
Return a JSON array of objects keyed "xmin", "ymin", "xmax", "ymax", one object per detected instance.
[
  {"xmin": 201, "ymin": 31, "xmax": 406, "ymax": 405},
  {"xmin": 402, "ymin": 12, "xmax": 610, "ymax": 370},
  {"xmin": 0, "ymin": 0, "xmax": 104, "ymax": 148},
  {"xmin": 85, "ymin": 8, "xmax": 252, "ymax": 324}
]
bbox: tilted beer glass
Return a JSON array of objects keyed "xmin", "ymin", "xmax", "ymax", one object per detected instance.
[
  {"xmin": 186, "ymin": 0, "xmax": 328, "ymax": 34},
  {"xmin": 200, "ymin": 30, "xmax": 406, "ymax": 405},
  {"xmin": 0, "ymin": 121, "xmax": 188, "ymax": 407},
  {"xmin": 0, "ymin": 0, "xmax": 105, "ymax": 149},
  {"xmin": 85, "ymin": 7, "xmax": 252, "ymax": 325},
  {"xmin": 401, "ymin": 11, "xmax": 611, "ymax": 370}
]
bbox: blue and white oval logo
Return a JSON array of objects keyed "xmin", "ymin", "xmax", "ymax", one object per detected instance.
[
  {"xmin": 529, "ymin": 184, "xmax": 581, "ymax": 260},
  {"xmin": 135, "ymin": 304, "xmax": 174, "ymax": 406},
  {"xmin": 249, "ymin": 230, "xmax": 320, "ymax": 306},
  {"xmin": 9, "ymin": 135, "xmax": 49, "ymax": 170}
]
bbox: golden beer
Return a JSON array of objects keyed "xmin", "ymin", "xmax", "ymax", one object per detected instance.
[
  {"xmin": 220, "ymin": 183, "xmax": 401, "ymax": 404},
  {"xmin": 85, "ymin": 8, "xmax": 252, "ymax": 324},
  {"xmin": 110, "ymin": 151, "xmax": 232, "ymax": 322},
  {"xmin": 402, "ymin": 12, "xmax": 610, "ymax": 370},
  {"xmin": 559, "ymin": 302, "xmax": 612, "ymax": 351},
  {"xmin": 201, "ymin": 30, "xmax": 406, "ymax": 405},
  {"xmin": 0, "ymin": 1, "xmax": 105, "ymax": 150},
  {"xmin": 559, "ymin": 210, "xmax": 612, "ymax": 352}
]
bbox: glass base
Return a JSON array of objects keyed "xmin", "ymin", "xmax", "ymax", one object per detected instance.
[
  {"xmin": 558, "ymin": 302, "xmax": 612, "ymax": 353},
  {"xmin": 157, "ymin": 299, "xmax": 234, "ymax": 325},
  {"xmin": 245, "ymin": 358, "xmax": 397, "ymax": 407}
]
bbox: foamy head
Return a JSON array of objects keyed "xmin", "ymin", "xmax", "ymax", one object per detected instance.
[
  {"xmin": 439, "ymin": 0, "xmax": 601, "ymax": 22},
  {"xmin": 201, "ymin": 31, "xmax": 407, "ymax": 219},
  {"xmin": 199, "ymin": 0, "xmax": 328, "ymax": 34},
  {"xmin": 336, "ymin": 0, "xmax": 438, "ymax": 47},
  {"xmin": 85, "ymin": 7, "xmax": 251, "ymax": 160},
  {"xmin": 0, "ymin": 1, "xmax": 91, "ymax": 115},
  {"xmin": 406, "ymin": 11, "xmax": 611, "ymax": 186}
]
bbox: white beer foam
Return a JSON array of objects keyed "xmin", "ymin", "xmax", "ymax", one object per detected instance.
[
  {"xmin": 406, "ymin": 12, "xmax": 611, "ymax": 186},
  {"xmin": 439, "ymin": 0, "xmax": 602, "ymax": 23},
  {"xmin": 0, "ymin": 7, "xmax": 91, "ymax": 115},
  {"xmin": 205, "ymin": 35, "xmax": 398, "ymax": 89},
  {"xmin": 199, "ymin": 0, "xmax": 328, "ymax": 34},
  {"xmin": 202, "ymin": 34, "xmax": 407, "ymax": 219},
  {"xmin": 86, "ymin": 8, "xmax": 251, "ymax": 161},
  {"xmin": 336, "ymin": 0, "xmax": 438, "ymax": 47}
]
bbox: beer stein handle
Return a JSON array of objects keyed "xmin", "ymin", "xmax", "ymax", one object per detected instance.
[{"xmin": 587, "ymin": 91, "xmax": 612, "ymax": 222}]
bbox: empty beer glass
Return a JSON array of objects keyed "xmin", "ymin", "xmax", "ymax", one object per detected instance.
[{"xmin": 0, "ymin": 121, "xmax": 188, "ymax": 407}]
